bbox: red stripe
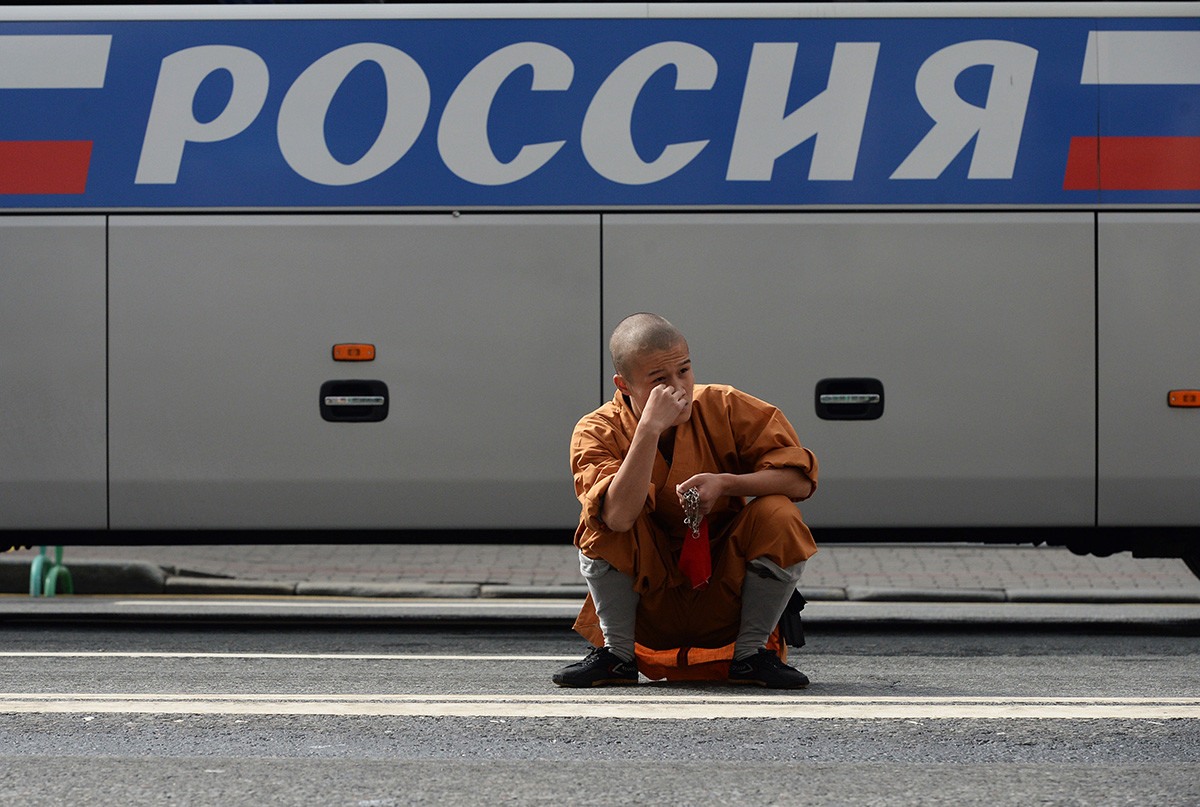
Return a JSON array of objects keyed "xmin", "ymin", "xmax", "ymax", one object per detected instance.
[
  {"xmin": 1063, "ymin": 137, "xmax": 1099, "ymax": 190},
  {"xmin": 1064, "ymin": 136, "xmax": 1200, "ymax": 191},
  {"xmin": 0, "ymin": 141, "xmax": 92, "ymax": 195}
]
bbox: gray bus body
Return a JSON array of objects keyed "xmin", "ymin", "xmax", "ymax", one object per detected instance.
[{"xmin": 1, "ymin": 4, "xmax": 1197, "ymax": 559}]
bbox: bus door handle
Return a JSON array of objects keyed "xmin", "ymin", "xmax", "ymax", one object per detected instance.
[{"xmin": 815, "ymin": 378, "xmax": 884, "ymax": 420}]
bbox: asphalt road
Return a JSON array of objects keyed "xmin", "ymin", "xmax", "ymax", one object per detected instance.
[{"xmin": 2, "ymin": 624, "xmax": 1199, "ymax": 806}]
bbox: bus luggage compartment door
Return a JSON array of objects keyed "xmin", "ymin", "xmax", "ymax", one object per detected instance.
[
  {"xmin": 604, "ymin": 213, "xmax": 1095, "ymax": 529},
  {"xmin": 1098, "ymin": 213, "xmax": 1200, "ymax": 527},
  {"xmin": 107, "ymin": 214, "xmax": 599, "ymax": 530},
  {"xmin": 0, "ymin": 217, "xmax": 107, "ymax": 529}
]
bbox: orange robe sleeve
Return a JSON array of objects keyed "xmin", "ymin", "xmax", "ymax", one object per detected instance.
[
  {"xmin": 720, "ymin": 386, "xmax": 818, "ymax": 499},
  {"xmin": 569, "ymin": 398, "xmax": 657, "ymax": 535}
]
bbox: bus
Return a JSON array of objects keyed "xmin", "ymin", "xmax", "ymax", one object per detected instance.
[{"xmin": 1, "ymin": 2, "xmax": 1197, "ymax": 576}]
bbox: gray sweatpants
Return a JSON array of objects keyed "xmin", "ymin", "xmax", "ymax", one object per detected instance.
[{"xmin": 578, "ymin": 550, "xmax": 805, "ymax": 662}]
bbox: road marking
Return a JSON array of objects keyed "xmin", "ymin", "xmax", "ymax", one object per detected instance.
[
  {"xmin": 0, "ymin": 651, "xmax": 578, "ymax": 661},
  {"xmin": 112, "ymin": 599, "xmax": 581, "ymax": 609},
  {"xmin": 2, "ymin": 694, "xmax": 1198, "ymax": 720}
]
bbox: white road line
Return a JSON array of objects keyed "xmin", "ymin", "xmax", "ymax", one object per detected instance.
[
  {"xmin": 112, "ymin": 599, "xmax": 580, "ymax": 608},
  {"xmin": 8, "ymin": 693, "xmax": 1200, "ymax": 704},
  {"xmin": 0, "ymin": 651, "xmax": 577, "ymax": 661},
  {"xmin": 2, "ymin": 694, "xmax": 1198, "ymax": 720}
]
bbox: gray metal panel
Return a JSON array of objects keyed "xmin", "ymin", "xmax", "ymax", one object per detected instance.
[
  {"xmin": 108, "ymin": 214, "xmax": 598, "ymax": 529},
  {"xmin": 0, "ymin": 217, "xmax": 107, "ymax": 528},
  {"xmin": 1098, "ymin": 213, "xmax": 1200, "ymax": 527},
  {"xmin": 604, "ymin": 213, "xmax": 1095, "ymax": 528}
]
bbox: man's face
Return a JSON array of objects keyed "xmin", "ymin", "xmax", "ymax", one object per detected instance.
[{"xmin": 615, "ymin": 342, "xmax": 694, "ymax": 425}]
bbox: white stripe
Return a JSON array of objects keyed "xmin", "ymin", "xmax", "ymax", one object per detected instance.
[
  {"xmin": 1082, "ymin": 31, "xmax": 1200, "ymax": 84},
  {"xmin": 0, "ymin": 35, "xmax": 111, "ymax": 88},
  {"xmin": 6, "ymin": 694, "xmax": 1197, "ymax": 704},
  {"xmin": 2, "ymin": 693, "xmax": 1198, "ymax": 719},
  {"xmin": 112, "ymin": 599, "xmax": 580, "ymax": 609},
  {"xmin": 0, "ymin": 651, "xmax": 577, "ymax": 661}
]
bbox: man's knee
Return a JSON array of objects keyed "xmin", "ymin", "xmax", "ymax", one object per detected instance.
[
  {"xmin": 747, "ymin": 555, "xmax": 806, "ymax": 584},
  {"xmin": 741, "ymin": 494, "xmax": 805, "ymax": 529},
  {"xmin": 727, "ymin": 494, "xmax": 810, "ymax": 560},
  {"xmin": 579, "ymin": 551, "xmax": 616, "ymax": 580}
]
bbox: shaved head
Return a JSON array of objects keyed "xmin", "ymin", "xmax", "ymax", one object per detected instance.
[{"xmin": 610, "ymin": 313, "xmax": 687, "ymax": 379}]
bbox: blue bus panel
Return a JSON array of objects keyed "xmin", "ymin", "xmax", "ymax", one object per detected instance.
[{"xmin": 0, "ymin": 15, "xmax": 1197, "ymax": 209}]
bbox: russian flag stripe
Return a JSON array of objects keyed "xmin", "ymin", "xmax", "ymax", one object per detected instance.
[
  {"xmin": 1081, "ymin": 32, "xmax": 1200, "ymax": 85},
  {"xmin": 1064, "ymin": 137, "xmax": 1200, "ymax": 191},
  {"xmin": 0, "ymin": 35, "xmax": 111, "ymax": 89},
  {"xmin": 0, "ymin": 141, "xmax": 93, "ymax": 194}
]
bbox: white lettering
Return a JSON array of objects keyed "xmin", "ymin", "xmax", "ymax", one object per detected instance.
[
  {"xmin": 277, "ymin": 43, "xmax": 430, "ymax": 186},
  {"xmin": 581, "ymin": 42, "xmax": 716, "ymax": 185},
  {"xmin": 891, "ymin": 40, "xmax": 1037, "ymax": 180},
  {"xmin": 727, "ymin": 42, "xmax": 879, "ymax": 181},
  {"xmin": 136, "ymin": 46, "xmax": 268, "ymax": 184},
  {"xmin": 137, "ymin": 35, "xmax": 1046, "ymax": 194},
  {"xmin": 438, "ymin": 43, "xmax": 573, "ymax": 186}
]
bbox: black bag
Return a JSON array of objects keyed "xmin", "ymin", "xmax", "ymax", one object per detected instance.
[{"xmin": 777, "ymin": 589, "xmax": 807, "ymax": 648}]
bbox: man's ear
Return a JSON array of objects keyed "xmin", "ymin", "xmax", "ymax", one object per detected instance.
[{"xmin": 613, "ymin": 374, "xmax": 631, "ymax": 395}]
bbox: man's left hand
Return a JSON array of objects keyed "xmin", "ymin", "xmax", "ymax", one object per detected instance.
[{"xmin": 677, "ymin": 473, "xmax": 727, "ymax": 516}]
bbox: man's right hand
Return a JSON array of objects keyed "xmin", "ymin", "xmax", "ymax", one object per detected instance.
[{"xmin": 639, "ymin": 384, "xmax": 689, "ymax": 435}]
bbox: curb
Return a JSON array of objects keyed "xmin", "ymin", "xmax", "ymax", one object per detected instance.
[
  {"xmin": 296, "ymin": 581, "xmax": 484, "ymax": 599},
  {"xmin": 165, "ymin": 577, "xmax": 297, "ymax": 596},
  {"xmin": 0, "ymin": 559, "xmax": 166, "ymax": 596},
  {"xmin": 2, "ymin": 558, "xmax": 1198, "ymax": 605},
  {"xmin": 844, "ymin": 586, "xmax": 1007, "ymax": 603},
  {"xmin": 3, "ymin": 598, "xmax": 1198, "ymax": 633},
  {"xmin": 1004, "ymin": 587, "xmax": 1200, "ymax": 604},
  {"xmin": 480, "ymin": 584, "xmax": 589, "ymax": 599}
]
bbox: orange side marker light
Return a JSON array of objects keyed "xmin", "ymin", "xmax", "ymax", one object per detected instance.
[
  {"xmin": 1168, "ymin": 390, "xmax": 1200, "ymax": 408},
  {"xmin": 333, "ymin": 344, "xmax": 375, "ymax": 362}
]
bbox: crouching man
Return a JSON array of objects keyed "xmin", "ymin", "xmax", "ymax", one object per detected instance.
[{"xmin": 553, "ymin": 313, "xmax": 818, "ymax": 688}]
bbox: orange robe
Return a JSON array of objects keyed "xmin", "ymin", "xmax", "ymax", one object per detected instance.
[{"xmin": 570, "ymin": 383, "xmax": 818, "ymax": 680}]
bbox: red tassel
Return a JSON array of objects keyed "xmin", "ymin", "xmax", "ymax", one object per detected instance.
[{"xmin": 678, "ymin": 517, "xmax": 711, "ymax": 590}]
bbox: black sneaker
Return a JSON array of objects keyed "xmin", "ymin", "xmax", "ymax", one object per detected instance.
[
  {"xmin": 728, "ymin": 649, "xmax": 810, "ymax": 689},
  {"xmin": 552, "ymin": 647, "xmax": 639, "ymax": 687}
]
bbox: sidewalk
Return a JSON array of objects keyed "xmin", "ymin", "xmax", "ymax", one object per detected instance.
[{"xmin": 4, "ymin": 542, "xmax": 1199, "ymax": 604}]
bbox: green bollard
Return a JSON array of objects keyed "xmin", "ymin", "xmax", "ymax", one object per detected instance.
[
  {"xmin": 29, "ymin": 549, "xmax": 47, "ymax": 597},
  {"xmin": 44, "ymin": 564, "xmax": 74, "ymax": 596},
  {"xmin": 31, "ymin": 547, "xmax": 73, "ymax": 597}
]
